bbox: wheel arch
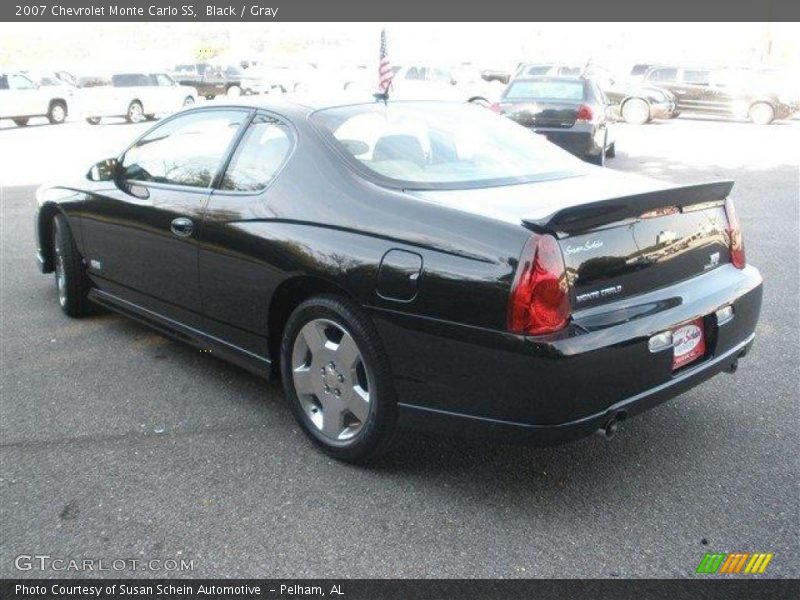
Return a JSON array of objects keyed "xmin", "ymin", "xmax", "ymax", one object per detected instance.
[
  {"xmin": 49, "ymin": 97, "xmax": 68, "ymax": 113},
  {"xmin": 37, "ymin": 203, "xmax": 67, "ymax": 272},
  {"xmin": 267, "ymin": 275, "xmax": 359, "ymax": 376}
]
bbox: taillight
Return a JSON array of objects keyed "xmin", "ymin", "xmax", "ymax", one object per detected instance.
[
  {"xmin": 508, "ymin": 234, "xmax": 571, "ymax": 335},
  {"xmin": 576, "ymin": 104, "xmax": 594, "ymax": 122},
  {"xmin": 724, "ymin": 198, "xmax": 746, "ymax": 269},
  {"xmin": 489, "ymin": 102, "xmax": 502, "ymax": 114}
]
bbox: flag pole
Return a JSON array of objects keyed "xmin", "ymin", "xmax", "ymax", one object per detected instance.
[{"xmin": 375, "ymin": 28, "xmax": 392, "ymax": 104}]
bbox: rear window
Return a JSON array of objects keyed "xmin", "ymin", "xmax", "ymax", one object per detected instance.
[
  {"xmin": 504, "ymin": 79, "xmax": 585, "ymax": 102},
  {"xmin": 311, "ymin": 102, "xmax": 582, "ymax": 189}
]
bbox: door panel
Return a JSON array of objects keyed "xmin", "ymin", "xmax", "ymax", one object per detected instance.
[
  {"xmin": 198, "ymin": 113, "xmax": 294, "ymax": 353},
  {"xmin": 81, "ymin": 108, "xmax": 251, "ymax": 321}
]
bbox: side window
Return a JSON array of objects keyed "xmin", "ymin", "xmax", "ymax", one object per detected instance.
[
  {"xmin": 155, "ymin": 74, "xmax": 173, "ymax": 86},
  {"xmin": 8, "ymin": 75, "xmax": 35, "ymax": 90},
  {"xmin": 220, "ymin": 114, "xmax": 292, "ymax": 192},
  {"xmin": 683, "ymin": 70, "xmax": 710, "ymax": 86},
  {"xmin": 122, "ymin": 110, "xmax": 248, "ymax": 188},
  {"xmin": 647, "ymin": 68, "xmax": 677, "ymax": 83}
]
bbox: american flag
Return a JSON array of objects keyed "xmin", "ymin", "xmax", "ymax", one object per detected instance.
[{"xmin": 378, "ymin": 29, "xmax": 394, "ymax": 94}]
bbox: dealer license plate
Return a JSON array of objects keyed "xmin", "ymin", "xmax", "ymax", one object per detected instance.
[{"xmin": 672, "ymin": 318, "xmax": 706, "ymax": 370}]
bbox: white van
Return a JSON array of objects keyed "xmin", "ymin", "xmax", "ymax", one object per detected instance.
[{"xmin": 79, "ymin": 73, "xmax": 198, "ymax": 124}]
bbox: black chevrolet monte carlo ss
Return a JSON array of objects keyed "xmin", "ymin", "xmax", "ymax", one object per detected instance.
[{"xmin": 35, "ymin": 99, "xmax": 763, "ymax": 463}]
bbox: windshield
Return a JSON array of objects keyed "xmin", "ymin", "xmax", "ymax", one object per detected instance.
[{"xmin": 311, "ymin": 103, "xmax": 582, "ymax": 189}]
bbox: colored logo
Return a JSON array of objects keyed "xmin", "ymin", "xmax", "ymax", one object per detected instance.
[{"xmin": 696, "ymin": 552, "xmax": 774, "ymax": 574}]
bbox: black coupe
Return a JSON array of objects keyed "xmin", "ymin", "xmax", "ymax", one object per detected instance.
[{"xmin": 35, "ymin": 99, "xmax": 763, "ymax": 462}]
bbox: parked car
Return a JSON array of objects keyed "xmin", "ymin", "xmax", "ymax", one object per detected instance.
[
  {"xmin": 0, "ymin": 71, "xmax": 72, "ymax": 126},
  {"xmin": 388, "ymin": 64, "xmax": 502, "ymax": 105},
  {"xmin": 513, "ymin": 63, "xmax": 618, "ymax": 91},
  {"xmin": 35, "ymin": 99, "xmax": 762, "ymax": 463},
  {"xmin": 643, "ymin": 66, "xmax": 799, "ymax": 124},
  {"xmin": 494, "ymin": 76, "xmax": 615, "ymax": 165},
  {"xmin": 171, "ymin": 63, "xmax": 246, "ymax": 98},
  {"xmin": 480, "ymin": 67, "xmax": 512, "ymax": 84},
  {"xmin": 78, "ymin": 73, "xmax": 198, "ymax": 124},
  {"xmin": 606, "ymin": 84, "xmax": 679, "ymax": 124}
]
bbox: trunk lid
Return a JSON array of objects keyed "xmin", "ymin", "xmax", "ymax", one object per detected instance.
[
  {"xmin": 410, "ymin": 170, "xmax": 734, "ymax": 309},
  {"xmin": 499, "ymin": 100, "xmax": 580, "ymax": 128}
]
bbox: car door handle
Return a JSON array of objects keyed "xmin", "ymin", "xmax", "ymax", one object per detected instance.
[{"xmin": 170, "ymin": 217, "xmax": 194, "ymax": 237}]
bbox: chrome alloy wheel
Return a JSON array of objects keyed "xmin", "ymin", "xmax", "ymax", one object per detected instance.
[
  {"xmin": 291, "ymin": 318, "xmax": 374, "ymax": 442},
  {"xmin": 54, "ymin": 238, "xmax": 67, "ymax": 307}
]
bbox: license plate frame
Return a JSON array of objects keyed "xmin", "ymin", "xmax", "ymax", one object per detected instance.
[{"xmin": 672, "ymin": 317, "xmax": 706, "ymax": 371}]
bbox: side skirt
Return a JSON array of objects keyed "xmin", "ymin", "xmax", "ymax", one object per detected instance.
[{"xmin": 88, "ymin": 289, "xmax": 272, "ymax": 379}]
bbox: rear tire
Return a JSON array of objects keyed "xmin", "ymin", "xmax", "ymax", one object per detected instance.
[
  {"xmin": 749, "ymin": 102, "xmax": 774, "ymax": 125},
  {"xmin": 47, "ymin": 101, "xmax": 67, "ymax": 124},
  {"xmin": 13, "ymin": 117, "xmax": 29, "ymax": 127},
  {"xmin": 621, "ymin": 98, "xmax": 650, "ymax": 125},
  {"xmin": 52, "ymin": 214, "xmax": 92, "ymax": 317},
  {"xmin": 280, "ymin": 294, "xmax": 398, "ymax": 463}
]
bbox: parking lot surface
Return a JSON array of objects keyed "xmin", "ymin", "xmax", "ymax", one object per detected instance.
[{"xmin": 1, "ymin": 113, "xmax": 798, "ymax": 578}]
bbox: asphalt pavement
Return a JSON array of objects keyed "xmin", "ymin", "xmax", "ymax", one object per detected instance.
[{"xmin": 1, "ymin": 113, "xmax": 798, "ymax": 578}]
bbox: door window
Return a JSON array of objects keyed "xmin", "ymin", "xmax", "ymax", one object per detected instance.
[
  {"xmin": 220, "ymin": 115, "xmax": 292, "ymax": 192},
  {"xmin": 404, "ymin": 67, "xmax": 424, "ymax": 80},
  {"xmin": 155, "ymin": 74, "xmax": 174, "ymax": 86},
  {"xmin": 8, "ymin": 74, "xmax": 35, "ymax": 90},
  {"xmin": 683, "ymin": 70, "xmax": 710, "ymax": 86},
  {"xmin": 122, "ymin": 110, "xmax": 248, "ymax": 188}
]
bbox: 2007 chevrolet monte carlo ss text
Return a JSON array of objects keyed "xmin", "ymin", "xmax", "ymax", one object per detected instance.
[{"xmin": 35, "ymin": 99, "xmax": 763, "ymax": 463}]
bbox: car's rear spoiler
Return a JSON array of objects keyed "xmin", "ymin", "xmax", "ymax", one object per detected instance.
[{"xmin": 522, "ymin": 180, "xmax": 734, "ymax": 236}]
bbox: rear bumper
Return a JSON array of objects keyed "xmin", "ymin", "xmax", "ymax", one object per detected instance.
[
  {"xmin": 397, "ymin": 332, "xmax": 754, "ymax": 446},
  {"xmin": 534, "ymin": 123, "xmax": 607, "ymax": 158},
  {"xmin": 372, "ymin": 264, "xmax": 763, "ymax": 446}
]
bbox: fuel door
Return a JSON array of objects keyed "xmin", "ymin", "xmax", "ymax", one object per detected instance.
[{"xmin": 376, "ymin": 249, "xmax": 423, "ymax": 302}]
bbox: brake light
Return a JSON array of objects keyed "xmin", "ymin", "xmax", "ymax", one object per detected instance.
[
  {"xmin": 489, "ymin": 102, "xmax": 502, "ymax": 114},
  {"xmin": 508, "ymin": 234, "xmax": 571, "ymax": 335},
  {"xmin": 724, "ymin": 198, "xmax": 746, "ymax": 269},
  {"xmin": 576, "ymin": 104, "xmax": 594, "ymax": 122}
]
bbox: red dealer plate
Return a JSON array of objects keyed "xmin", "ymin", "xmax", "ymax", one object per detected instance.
[{"xmin": 672, "ymin": 317, "xmax": 706, "ymax": 370}]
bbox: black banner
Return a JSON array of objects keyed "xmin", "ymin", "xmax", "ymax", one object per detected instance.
[
  {"xmin": 2, "ymin": 579, "xmax": 799, "ymax": 600},
  {"xmin": 2, "ymin": 0, "xmax": 800, "ymax": 22}
]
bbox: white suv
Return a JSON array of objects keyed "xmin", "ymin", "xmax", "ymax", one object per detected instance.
[{"xmin": 0, "ymin": 72, "xmax": 72, "ymax": 126}]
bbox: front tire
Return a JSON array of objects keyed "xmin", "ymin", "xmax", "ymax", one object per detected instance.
[
  {"xmin": 126, "ymin": 101, "xmax": 144, "ymax": 123},
  {"xmin": 749, "ymin": 102, "xmax": 774, "ymax": 125},
  {"xmin": 226, "ymin": 85, "xmax": 242, "ymax": 97},
  {"xmin": 280, "ymin": 295, "xmax": 398, "ymax": 463},
  {"xmin": 52, "ymin": 214, "xmax": 92, "ymax": 317},
  {"xmin": 13, "ymin": 117, "xmax": 29, "ymax": 127}
]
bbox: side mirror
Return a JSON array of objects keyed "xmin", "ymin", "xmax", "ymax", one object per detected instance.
[{"xmin": 87, "ymin": 158, "xmax": 120, "ymax": 182}]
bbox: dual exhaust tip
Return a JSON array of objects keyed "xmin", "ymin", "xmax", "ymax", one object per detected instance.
[{"xmin": 596, "ymin": 412, "xmax": 626, "ymax": 439}]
